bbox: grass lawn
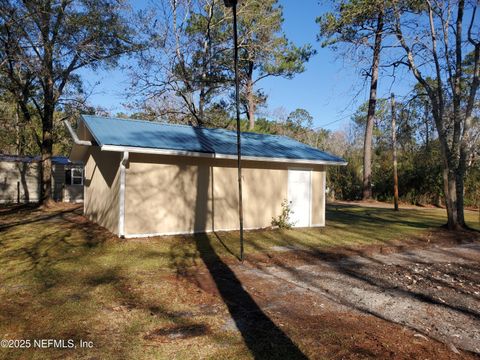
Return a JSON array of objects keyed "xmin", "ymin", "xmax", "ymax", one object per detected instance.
[
  {"xmin": 0, "ymin": 203, "xmax": 478, "ymax": 359},
  {"xmin": 197, "ymin": 203, "xmax": 480, "ymax": 258}
]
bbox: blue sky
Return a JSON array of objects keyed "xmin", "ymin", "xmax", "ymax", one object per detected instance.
[{"xmin": 78, "ymin": 0, "xmax": 414, "ymax": 131}]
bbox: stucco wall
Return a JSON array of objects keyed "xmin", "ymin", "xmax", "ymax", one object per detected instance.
[
  {"xmin": 84, "ymin": 147, "xmax": 121, "ymax": 234},
  {"xmin": 311, "ymin": 169, "xmax": 326, "ymax": 226},
  {"xmin": 124, "ymin": 153, "xmax": 326, "ymax": 236}
]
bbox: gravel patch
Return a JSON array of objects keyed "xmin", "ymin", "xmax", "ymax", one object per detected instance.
[{"xmin": 237, "ymin": 243, "xmax": 480, "ymax": 354}]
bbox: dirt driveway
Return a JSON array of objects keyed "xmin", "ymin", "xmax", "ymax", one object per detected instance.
[{"xmin": 192, "ymin": 240, "xmax": 480, "ymax": 359}]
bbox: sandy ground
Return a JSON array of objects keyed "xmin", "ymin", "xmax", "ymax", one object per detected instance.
[{"xmin": 202, "ymin": 241, "xmax": 480, "ymax": 358}]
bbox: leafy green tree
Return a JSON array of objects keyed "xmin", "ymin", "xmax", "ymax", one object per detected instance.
[
  {"xmin": 0, "ymin": 94, "xmax": 23, "ymax": 154},
  {"xmin": 0, "ymin": 0, "xmax": 138, "ymax": 203},
  {"xmin": 237, "ymin": 0, "xmax": 314, "ymax": 129},
  {"xmin": 287, "ymin": 108, "xmax": 314, "ymax": 130}
]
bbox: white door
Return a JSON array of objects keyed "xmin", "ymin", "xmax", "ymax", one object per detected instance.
[{"xmin": 288, "ymin": 169, "xmax": 311, "ymax": 227}]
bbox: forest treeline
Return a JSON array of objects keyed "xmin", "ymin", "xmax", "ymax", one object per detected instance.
[
  {"xmin": 0, "ymin": 0, "xmax": 479, "ymax": 228},
  {"xmin": 2, "ymin": 98, "xmax": 477, "ymax": 208}
]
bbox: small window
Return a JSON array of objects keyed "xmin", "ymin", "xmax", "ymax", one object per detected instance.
[
  {"xmin": 72, "ymin": 168, "xmax": 83, "ymax": 185},
  {"xmin": 65, "ymin": 167, "xmax": 83, "ymax": 185}
]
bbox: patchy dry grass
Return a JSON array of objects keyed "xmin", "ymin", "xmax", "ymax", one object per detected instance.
[
  {"xmin": 0, "ymin": 206, "xmax": 251, "ymax": 359},
  {"xmin": 190, "ymin": 204, "xmax": 480, "ymax": 259},
  {"xmin": 0, "ymin": 203, "xmax": 478, "ymax": 359}
]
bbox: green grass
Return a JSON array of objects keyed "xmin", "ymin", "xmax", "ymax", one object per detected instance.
[
  {"xmin": 200, "ymin": 204, "xmax": 480, "ymax": 258},
  {"xmin": 0, "ymin": 207, "xmax": 249, "ymax": 359},
  {"xmin": 0, "ymin": 203, "xmax": 478, "ymax": 359}
]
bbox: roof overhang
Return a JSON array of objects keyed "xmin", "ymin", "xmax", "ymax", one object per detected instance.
[
  {"xmin": 69, "ymin": 144, "xmax": 89, "ymax": 162},
  {"xmin": 100, "ymin": 144, "xmax": 348, "ymax": 166},
  {"xmin": 64, "ymin": 119, "xmax": 92, "ymax": 162},
  {"xmin": 67, "ymin": 116, "xmax": 348, "ymax": 166}
]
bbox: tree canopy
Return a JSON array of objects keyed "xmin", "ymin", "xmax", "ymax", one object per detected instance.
[{"xmin": 0, "ymin": 0, "xmax": 140, "ymax": 202}]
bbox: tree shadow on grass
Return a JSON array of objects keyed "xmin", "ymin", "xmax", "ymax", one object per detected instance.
[
  {"xmin": 0, "ymin": 205, "xmax": 80, "ymax": 231},
  {"xmin": 188, "ymin": 126, "xmax": 306, "ymax": 359},
  {"xmin": 193, "ymin": 233, "xmax": 307, "ymax": 359},
  {"xmin": 0, "ymin": 203, "xmax": 39, "ymax": 216}
]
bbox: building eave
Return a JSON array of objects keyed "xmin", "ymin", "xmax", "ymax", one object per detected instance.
[
  {"xmin": 63, "ymin": 120, "xmax": 92, "ymax": 146},
  {"xmin": 100, "ymin": 144, "xmax": 348, "ymax": 166}
]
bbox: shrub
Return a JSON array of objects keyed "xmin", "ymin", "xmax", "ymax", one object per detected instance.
[{"xmin": 271, "ymin": 199, "xmax": 295, "ymax": 229}]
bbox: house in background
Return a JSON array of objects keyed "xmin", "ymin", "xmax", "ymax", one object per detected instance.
[
  {"xmin": 67, "ymin": 115, "xmax": 346, "ymax": 238},
  {"xmin": 0, "ymin": 155, "xmax": 84, "ymax": 203}
]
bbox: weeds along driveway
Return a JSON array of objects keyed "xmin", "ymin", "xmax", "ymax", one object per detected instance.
[{"xmin": 221, "ymin": 242, "xmax": 480, "ymax": 357}]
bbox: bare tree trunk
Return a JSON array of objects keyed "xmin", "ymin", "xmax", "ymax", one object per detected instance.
[
  {"xmin": 246, "ymin": 61, "xmax": 255, "ymax": 130},
  {"xmin": 455, "ymin": 169, "xmax": 465, "ymax": 227},
  {"xmin": 452, "ymin": 0, "xmax": 466, "ymax": 228},
  {"xmin": 199, "ymin": 89, "xmax": 205, "ymax": 125},
  {"xmin": 392, "ymin": 0, "xmax": 479, "ymax": 230},
  {"xmin": 424, "ymin": 103, "xmax": 429, "ymax": 148},
  {"xmin": 444, "ymin": 166, "xmax": 459, "ymax": 229},
  {"xmin": 246, "ymin": 82, "xmax": 255, "ymax": 130},
  {"xmin": 436, "ymin": 123, "xmax": 460, "ymax": 230},
  {"xmin": 41, "ymin": 109, "xmax": 53, "ymax": 204},
  {"xmin": 14, "ymin": 107, "xmax": 22, "ymax": 154},
  {"xmin": 362, "ymin": 11, "xmax": 383, "ymax": 200},
  {"xmin": 198, "ymin": 0, "xmax": 214, "ymax": 127},
  {"xmin": 41, "ymin": 74, "xmax": 54, "ymax": 205}
]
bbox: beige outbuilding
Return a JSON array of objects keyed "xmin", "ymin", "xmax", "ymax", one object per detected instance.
[
  {"xmin": 0, "ymin": 155, "xmax": 84, "ymax": 204},
  {"xmin": 68, "ymin": 115, "xmax": 346, "ymax": 238}
]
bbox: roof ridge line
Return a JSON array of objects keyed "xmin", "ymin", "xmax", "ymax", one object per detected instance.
[
  {"xmin": 82, "ymin": 114, "xmax": 177, "ymax": 127},
  {"xmin": 81, "ymin": 114, "xmax": 291, "ymax": 138}
]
